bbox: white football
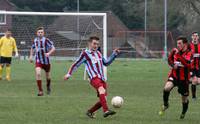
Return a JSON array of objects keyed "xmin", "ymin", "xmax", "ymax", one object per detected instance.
[{"xmin": 111, "ymin": 96, "xmax": 124, "ymax": 108}]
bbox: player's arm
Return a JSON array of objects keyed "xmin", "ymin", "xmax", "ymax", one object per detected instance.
[
  {"xmin": 29, "ymin": 42, "xmax": 35, "ymax": 63},
  {"xmin": 177, "ymin": 52, "xmax": 192, "ymax": 68},
  {"xmin": 168, "ymin": 48, "xmax": 177, "ymax": 68},
  {"xmin": 13, "ymin": 38, "xmax": 19, "ymax": 57},
  {"xmin": 64, "ymin": 51, "xmax": 86, "ymax": 80},
  {"xmin": 102, "ymin": 48, "xmax": 120, "ymax": 66},
  {"xmin": 44, "ymin": 39, "xmax": 55, "ymax": 57}
]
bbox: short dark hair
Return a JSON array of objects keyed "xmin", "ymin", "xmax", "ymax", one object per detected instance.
[
  {"xmin": 192, "ymin": 32, "xmax": 198, "ymax": 35},
  {"xmin": 36, "ymin": 27, "xmax": 44, "ymax": 31},
  {"xmin": 6, "ymin": 28, "xmax": 12, "ymax": 32},
  {"xmin": 177, "ymin": 36, "xmax": 188, "ymax": 44},
  {"xmin": 89, "ymin": 36, "xmax": 100, "ymax": 42}
]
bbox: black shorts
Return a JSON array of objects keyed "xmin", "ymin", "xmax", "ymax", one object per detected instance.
[
  {"xmin": 168, "ymin": 77, "xmax": 189, "ymax": 96},
  {"xmin": 0, "ymin": 56, "xmax": 12, "ymax": 64},
  {"xmin": 191, "ymin": 69, "xmax": 200, "ymax": 77}
]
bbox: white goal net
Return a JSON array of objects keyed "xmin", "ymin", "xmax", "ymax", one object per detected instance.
[{"xmin": 0, "ymin": 11, "xmax": 107, "ymax": 61}]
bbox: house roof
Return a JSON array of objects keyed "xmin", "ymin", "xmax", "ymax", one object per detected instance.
[{"xmin": 47, "ymin": 11, "xmax": 128, "ymax": 40}]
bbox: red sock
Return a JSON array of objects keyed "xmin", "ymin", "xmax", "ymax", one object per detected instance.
[
  {"xmin": 46, "ymin": 79, "xmax": 51, "ymax": 88},
  {"xmin": 37, "ymin": 80, "xmax": 43, "ymax": 92},
  {"xmin": 88, "ymin": 101, "xmax": 102, "ymax": 113},
  {"xmin": 99, "ymin": 94, "xmax": 108, "ymax": 112}
]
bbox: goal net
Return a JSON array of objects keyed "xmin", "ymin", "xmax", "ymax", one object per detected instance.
[
  {"xmin": 0, "ymin": 11, "xmax": 107, "ymax": 60},
  {"xmin": 113, "ymin": 30, "xmax": 175, "ymax": 59}
]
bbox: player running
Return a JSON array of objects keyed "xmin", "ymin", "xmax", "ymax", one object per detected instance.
[
  {"xmin": 29, "ymin": 27, "xmax": 55, "ymax": 96},
  {"xmin": 190, "ymin": 32, "xmax": 200, "ymax": 100},
  {"xmin": 64, "ymin": 36, "xmax": 120, "ymax": 118},
  {"xmin": 159, "ymin": 36, "xmax": 192, "ymax": 119},
  {"xmin": 0, "ymin": 29, "xmax": 18, "ymax": 81}
]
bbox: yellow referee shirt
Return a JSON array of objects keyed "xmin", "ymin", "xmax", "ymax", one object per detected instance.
[{"xmin": 0, "ymin": 36, "xmax": 18, "ymax": 57}]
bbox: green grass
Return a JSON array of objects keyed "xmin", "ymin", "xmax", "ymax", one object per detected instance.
[{"xmin": 0, "ymin": 59, "xmax": 199, "ymax": 124}]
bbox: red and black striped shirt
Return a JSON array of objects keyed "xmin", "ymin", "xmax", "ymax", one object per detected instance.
[{"xmin": 168, "ymin": 48, "xmax": 192, "ymax": 81}]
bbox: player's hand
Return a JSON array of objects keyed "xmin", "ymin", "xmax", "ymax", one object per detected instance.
[
  {"xmin": 114, "ymin": 48, "xmax": 120, "ymax": 54},
  {"xmin": 15, "ymin": 52, "xmax": 19, "ymax": 57},
  {"xmin": 64, "ymin": 74, "xmax": 71, "ymax": 81},
  {"xmin": 173, "ymin": 64, "xmax": 178, "ymax": 69},
  {"xmin": 45, "ymin": 53, "xmax": 50, "ymax": 57},
  {"xmin": 29, "ymin": 56, "xmax": 33, "ymax": 63}
]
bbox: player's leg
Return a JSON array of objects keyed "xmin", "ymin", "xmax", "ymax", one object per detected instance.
[
  {"xmin": 191, "ymin": 73, "xmax": 197, "ymax": 99},
  {"xmin": 163, "ymin": 81, "xmax": 174, "ymax": 107},
  {"xmin": 43, "ymin": 64, "xmax": 51, "ymax": 95},
  {"xmin": 159, "ymin": 80, "xmax": 174, "ymax": 115},
  {"xmin": 35, "ymin": 67, "xmax": 43, "ymax": 96},
  {"xmin": 0, "ymin": 64, "xmax": 3, "ymax": 80},
  {"xmin": 90, "ymin": 78, "xmax": 116, "ymax": 118},
  {"xmin": 180, "ymin": 95, "xmax": 189, "ymax": 119},
  {"xmin": 45, "ymin": 71, "xmax": 51, "ymax": 95},
  {"xmin": 86, "ymin": 100, "xmax": 101, "ymax": 118},
  {"xmin": 0, "ymin": 56, "xmax": 5, "ymax": 80},
  {"xmin": 5, "ymin": 57, "xmax": 12, "ymax": 81},
  {"xmin": 97, "ymin": 86, "xmax": 116, "ymax": 118},
  {"xmin": 5, "ymin": 64, "xmax": 11, "ymax": 81},
  {"xmin": 178, "ymin": 81, "xmax": 189, "ymax": 119}
]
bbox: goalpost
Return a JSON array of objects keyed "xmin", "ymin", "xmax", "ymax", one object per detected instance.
[{"xmin": 0, "ymin": 11, "xmax": 108, "ymax": 79}]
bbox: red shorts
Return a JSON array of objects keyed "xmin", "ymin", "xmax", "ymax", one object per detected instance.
[
  {"xmin": 90, "ymin": 77, "xmax": 107, "ymax": 97},
  {"xmin": 35, "ymin": 63, "xmax": 51, "ymax": 72}
]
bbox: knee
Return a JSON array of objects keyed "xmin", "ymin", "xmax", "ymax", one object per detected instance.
[
  {"xmin": 164, "ymin": 86, "xmax": 171, "ymax": 92},
  {"xmin": 36, "ymin": 73, "xmax": 41, "ymax": 78},
  {"xmin": 6, "ymin": 64, "xmax": 10, "ymax": 67},
  {"xmin": 98, "ymin": 86, "xmax": 106, "ymax": 94}
]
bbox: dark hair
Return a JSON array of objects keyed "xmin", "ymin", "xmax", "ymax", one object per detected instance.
[
  {"xmin": 177, "ymin": 36, "xmax": 188, "ymax": 44},
  {"xmin": 36, "ymin": 27, "xmax": 44, "ymax": 31},
  {"xmin": 6, "ymin": 28, "xmax": 12, "ymax": 32},
  {"xmin": 89, "ymin": 36, "xmax": 100, "ymax": 42},
  {"xmin": 192, "ymin": 32, "xmax": 198, "ymax": 35}
]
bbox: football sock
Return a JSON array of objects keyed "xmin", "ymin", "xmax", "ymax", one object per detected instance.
[
  {"xmin": 99, "ymin": 94, "xmax": 109, "ymax": 112},
  {"xmin": 6, "ymin": 66, "xmax": 11, "ymax": 78},
  {"xmin": 88, "ymin": 101, "xmax": 102, "ymax": 113},
  {"xmin": 163, "ymin": 90, "xmax": 170, "ymax": 106},
  {"xmin": 46, "ymin": 78, "xmax": 51, "ymax": 89},
  {"xmin": 0, "ymin": 65, "xmax": 3, "ymax": 78},
  {"xmin": 182, "ymin": 100, "xmax": 189, "ymax": 114},
  {"xmin": 37, "ymin": 80, "xmax": 43, "ymax": 92},
  {"xmin": 191, "ymin": 84, "xmax": 196, "ymax": 98}
]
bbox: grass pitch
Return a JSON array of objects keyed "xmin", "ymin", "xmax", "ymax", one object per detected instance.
[{"xmin": 0, "ymin": 59, "xmax": 199, "ymax": 124}]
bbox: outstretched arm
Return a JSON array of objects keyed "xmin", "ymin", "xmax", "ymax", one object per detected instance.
[
  {"xmin": 103, "ymin": 49, "xmax": 120, "ymax": 66},
  {"xmin": 64, "ymin": 51, "xmax": 86, "ymax": 80}
]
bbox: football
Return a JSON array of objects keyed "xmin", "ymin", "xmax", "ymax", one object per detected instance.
[{"xmin": 111, "ymin": 96, "xmax": 124, "ymax": 108}]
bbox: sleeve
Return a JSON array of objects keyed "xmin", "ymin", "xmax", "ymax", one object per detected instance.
[
  {"xmin": 177, "ymin": 52, "xmax": 192, "ymax": 68},
  {"xmin": 67, "ymin": 51, "xmax": 86, "ymax": 76},
  {"xmin": 168, "ymin": 48, "xmax": 177, "ymax": 67},
  {"xmin": 102, "ymin": 51, "xmax": 118, "ymax": 66},
  {"xmin": 46, "ymin": 39, "xmax": 54, "ymax": 48},
  {"xmin": 32, "ymin": 40, "xmax": 35, "ymax": 49},
  {"xmin": 0, "ymin": 37, "xmax": 3, "ymax": 48},
  {"xmin": 13, "ymin": 38, "xmax": 18, "ymax": 52}
]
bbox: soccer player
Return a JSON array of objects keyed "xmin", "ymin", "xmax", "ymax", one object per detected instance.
[
  {"xmin": 0, "ymin": 29, "xmax": 18, "ymax": 81},
  {"xmin": 64, "ymin": 36, "xmax": 120, "ymax": 118},
  {"xmin": 29, "ymin": 27, "xmax": 55, "ymax": 96},
  {"xmin": 159, "ymin": 36, "xmax": 192, "ymax": 119},
  {"xmin": 190, "ymin": 32, "xmax": 200, "ymax": 100}
]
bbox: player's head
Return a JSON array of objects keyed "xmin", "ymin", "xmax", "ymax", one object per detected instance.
[
  {"xmin": 36, "ymin": 27, "xmax": 45, "ymax": 38},
  {"xmin": 191, "ymin": 32, "xmax": 199, "ymax": 44},
  {"xmin": 88, "ymin": 36, "xmax": 100, "ymax": 51},
  {"xmin": 176, "ymin": 36, "xmax": 188, "ymax": 52},
  {"xmin": 5, "ymin": 29, "xmax": 12, "ymax": 38}
]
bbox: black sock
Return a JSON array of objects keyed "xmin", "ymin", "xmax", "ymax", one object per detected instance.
[
  {"xmin": 191, "ymin": 84, "xmax": 196, "ymax": 98},
  {"xmin": 163, "ymin": 90, "xmax": 170, "ymax": 106},
  {"xmin": 182, "ymin": 100, "xmax": 189, "ymax": 114}
]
